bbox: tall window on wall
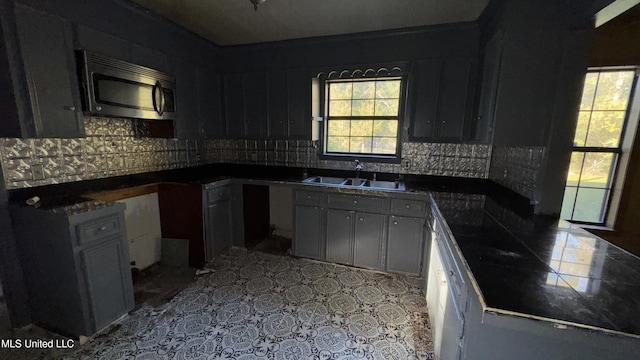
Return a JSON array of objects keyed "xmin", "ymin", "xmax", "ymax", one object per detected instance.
[
  {"xmin": 561, "ymin": 68, "xmax": 638, "ymax": 224},
  {"xmin": 325, "ymin": 78, "xmax": 402, "ymax": 157}
]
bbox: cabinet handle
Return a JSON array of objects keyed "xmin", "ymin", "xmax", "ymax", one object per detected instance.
[
  {"xmin": 95, "ymin": 106, "xmax": 102, "ymax": 111},
  {"xmin": 449, "ymin": 270, "xmax": 455, "ymax": 276},
  {"xmin": 64, "ymin": 106, "xmax": 76, "ymax": 111},
  {"xmin": 99, "ymin": 226, "xmax": 107, "ymax": 231},
  {"xmin": 359, "ymin": 217, "xmax": 364, "ymax": 221},
  {"xmin": 307, "ymin": 195, "xmax": 311, "ymax": 199},
  {"xmin": 405, "ymin": 204, "xmax": 410, "ymax": 209},
  {"xmin": 393, "ymin": 221, "xmax": 398, "ymax": 225},
  {"xmin": 346, "ymin": 216, "xmax": 350, "ymax": 220},
  {"xmin": 353, "ymin": 200, "xmax": 358, "ymax": 204},
  {"xmin": 441, "ymin": 280, "xmax": 447, "ymax": 286}
]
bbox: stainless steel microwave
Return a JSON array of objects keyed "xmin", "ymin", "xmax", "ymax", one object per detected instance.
[{"xmin": 77, "ymin": 50, "xmax": 177, "ymax": 120}]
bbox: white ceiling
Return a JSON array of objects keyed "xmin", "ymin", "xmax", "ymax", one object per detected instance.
[{"xmin": 129, "ymin": 0, "xmax": 491, "ymax": 46}]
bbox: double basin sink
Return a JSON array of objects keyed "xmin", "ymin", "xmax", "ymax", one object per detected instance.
[{"xmin": 302, "ymin": 176, "xmax": 406, "ymax": 191}]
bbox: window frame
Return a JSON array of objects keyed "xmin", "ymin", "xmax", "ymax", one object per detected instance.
[
  {"xmin": 319, "ymin": 74, "xmax": 408, "ymax": 162},
  {"xmin": 562, "ymin": 67, "xmax": 639, "ymax": 226}
]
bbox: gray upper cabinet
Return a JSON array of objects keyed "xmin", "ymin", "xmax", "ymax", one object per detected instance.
[
  {"xmin": 13, "ymin": 4, "xmax": 83, "ymax": 138},
  {"xmin": 287, "ymin": 68, "xmax": 310, "ymax": 139},
  {"xmin": 76, "ymin": 25, "xmax": 130, "ymax": 62},
  {"xmin": 243, "ymin": 72, "xmax": 268, "ymax": 139},
  {"xmin": 224, "ymin": 73, "xmax": 245, "ymax": 139},
  {"xmin": 411, "ymin": 57, "xmax": 475, "ymax": 142},
  {"xmin": 267, "ymin": 70, "xmax": 289, "ymax": 139},
  {"xmin": 198, "ymin": 66, "xmax": 223, "ymax": 138},
  {"xmin": 474, "ymin": 29, "xmax": 504, "ymax": 143},
  {"xmin": 173, "ymin": 57, "xmax": 200, "ymax": 138},
  {"xmin": 130, "ymin": 43, "xmax": 170, "ymax": 74}
]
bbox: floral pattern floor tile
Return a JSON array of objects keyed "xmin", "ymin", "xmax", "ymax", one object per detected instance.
[{"xmin": 4, "ymin": 248, "xmax": 435, "ymax": 359}]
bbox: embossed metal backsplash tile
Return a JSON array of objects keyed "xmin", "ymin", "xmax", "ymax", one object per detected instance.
[{"xmin": 488, "ymin": 145, "xmax": 545, "ymax": 199}]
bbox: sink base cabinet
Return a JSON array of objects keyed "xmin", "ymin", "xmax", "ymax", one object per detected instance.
[
  {"xmin": 10, "ymin": 204, "xmax": 134, "ymax": 337},
  {"xmin": 293, "ymin": 189, "xmax": 427, "ymax": 275},
  {"xmin": 204, "ymin": 183, "xmax": 234, "ymax": 262}
]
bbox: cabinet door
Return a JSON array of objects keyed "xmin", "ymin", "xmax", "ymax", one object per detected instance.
[
  {"xmin": 267, "ymin": 70, "xmax": 289, "ymax": 139},
  {"xmin": 130, "ymin": 43, "xmax": 171, "ymax": 74},
  {"xmin": 438, "ymin": 57, "xmax": 473, "ymax": 141},
  {"xmin": 224, "ymin": 74, "xmax": 244, "ymax": 139},
  {"xmin": 207, "ymin": 199, "xmax": 232, "ymax": 259},
  {"xmin": 173, "ymin": 57, "xmax": 200, "ymax": 138},
  {"xmin": 14, "ymin": 4, "xmax": 82, "ymax": 138},
  {"xmin": 287, "ymin": 68, "xmax": 310, "ymax": 139},
  {"xmin": 475, "ymin": 29, "xmax": 504, "ymax": 143},
  {"xmin": 76, "ymin": 25, "xmax": 130, "ymax": 61},
  {"xmin": 353, "ymin": 212, "xmax": 385, "ymax": 270},
  {"xmin": 411, "ymin": 59, "xmax": 441, "ymax": 140},
  {"xmin": 243, "ymin": 72, "xmax": 268, "ymax": 139},
  {"xmin": 326, "ymin": 209, "xmax": 353, "ymax": 265},
  {"xmin": 294, "ymin": 205, "xmax": 324, "ymax": 260},
  {"xmin": 80, "ymin": 237, "xmax": 133, "ymax": 332},
  {"xmin": 198, "ymin": 67, "xmax": 223, "ymax": 138},
  {"xmin": 386, "ymin": 215, "xmax": 424, "ymax": 275}
]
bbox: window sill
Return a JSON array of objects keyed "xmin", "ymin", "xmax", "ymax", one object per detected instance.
[{"xmin": 576, "ymin": 223, "xmax": 614, "ymax": 232}]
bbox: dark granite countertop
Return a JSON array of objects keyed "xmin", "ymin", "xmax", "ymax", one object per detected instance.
[{"xmin": 433, "ymin": 191, "xmax": 640, "ymax": 338}]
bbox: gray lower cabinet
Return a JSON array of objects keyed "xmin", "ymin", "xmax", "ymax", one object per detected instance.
[
  {"xmin": 386, "ymin": 215, "xmax": 425, "ymax": 275},
  {"xmin": 204, "ymin": 184, "xmax": 233, "ymax": 261},
  {"xmin": 294, "ymin": 204, "xmax": 324, "ymax": 260},
  {"xmin": 10, "ymin": 203, "xmax": 134, "ymax": 337},
  {"xmin": 353, "ymin": 212, "xmax": 386, "ymax": 269},
  {"xmin": 326, "ymin": 209, "xmax": 354, "ymax": 265}
]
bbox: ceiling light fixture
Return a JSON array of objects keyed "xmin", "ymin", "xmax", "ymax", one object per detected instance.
[{"xmin": 250, "ymin": 0, "xmax": 267, "ymax": 11}]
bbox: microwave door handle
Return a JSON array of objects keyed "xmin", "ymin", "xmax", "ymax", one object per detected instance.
[{"xmin": 152, "ymin": 81, "xmax": 165, "ymax": 116}]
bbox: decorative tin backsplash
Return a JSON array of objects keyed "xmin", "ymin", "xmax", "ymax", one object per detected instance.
[
  {"xmin": 488, "ymin": 145, "xmax": 545, "ymax": 200},
  {"xmin": 0, "ymin": 117, "xmax": 492, "ymax": 189}
]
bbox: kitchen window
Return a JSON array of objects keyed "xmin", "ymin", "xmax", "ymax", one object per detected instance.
[
  {"xmin": 561, "ymin": 68, "xmax": 639, "ymax": 225},
  {"xmin": 324, "ymin": 78, "xmax": 403, "ymax": 157}
]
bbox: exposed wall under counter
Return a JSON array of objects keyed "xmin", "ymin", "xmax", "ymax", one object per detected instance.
[{"xmin": 0, "ymin": 116, "xmax": 494, "ymax": 190}]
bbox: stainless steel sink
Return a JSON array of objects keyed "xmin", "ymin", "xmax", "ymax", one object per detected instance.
[
  {"xmin": 302, "ymin": 176, "xmax": 345, "ymax": 185},
  {"xmin": 302, "ymin": 176, "xmax": 405, "ymax": 191}
]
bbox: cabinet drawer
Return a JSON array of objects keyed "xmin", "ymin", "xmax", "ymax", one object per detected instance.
[
  {"xmin": 76, "ymin": 215, "xmax": 122, "ymax": 245},
  {"xmin": 390, "ymin": 199, "xmax": 427, "ymax": 216},
  {"xmin": 295, "ymin": 190, "xmax": 324, "ymax": 205},
  {"xmin": 207, "ymin": 186, "xmax": 230, "ymax": 203},
  {"xmin": 327, "ymin": 194, "xmax": 387, "ymax": 212}
]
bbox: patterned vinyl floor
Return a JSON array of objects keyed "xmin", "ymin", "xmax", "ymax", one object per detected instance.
[{"xmin": 2, "ymin": 248, "xmax": 435, "ymax": 359}]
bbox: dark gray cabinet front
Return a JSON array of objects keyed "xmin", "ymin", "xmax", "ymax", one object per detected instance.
[
  {"xmin": 386, "ymin": 215, "xmax": 425, "ymax": 275},
  {"xmin": 80, "ymin": 237, "xmax": 132, "ymax": 332},
  {"xmin": 173, "ymin": 57, "xmax": 200, "ymax": 138},
  {"xmin": 287, "ymin": 68, "xmax": 310, "ymax": 139},
  {"xmin": 326, "ymin": 209, "xmax": 354, "ymax": 265},
  {"xmin": 14, "ymin": 4, "xmax": 82, "ymax": 138},
  {"xmin": 294, "ymin": 205, "xmax": 324, "ymax": 260},
  {"xmin": 243, "ymin": 72, "xmax": 268, "ymax": 139},
  {"xmin": 207, "ymin": 199, "xmax": 233, "ymax": 257},
  {"xmin": 199, "ymin": 67, "xmax": 223, "ymax": 138},
  {"xmin": 267, "ymin": 70, "xmax": 289, "ymax": 139},
  {"xmin": 353, "ymin": 212, "xmax": 385, "ymax": 270},
  {"xmin": 224, "ymin": 74, "xmax": 244, "ymax": 139}
]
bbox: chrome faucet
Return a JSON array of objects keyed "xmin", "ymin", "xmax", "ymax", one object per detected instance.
[{"xmin": 355, "ymin": 159, "xmax": 362, "ymax": 178}]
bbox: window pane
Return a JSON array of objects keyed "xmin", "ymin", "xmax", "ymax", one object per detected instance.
[
  {"xmin": 350, "ymin": 120, "xmax": 373, "ymax": 136},
  {"xmin": 376, "ymin": 80, "xmax": 401, "ymax": 99},
  {"xmin": 351, "ymin": 100, "xmax": 375, "ymax": 116},
  {"xmin": 326, "ymin": 137, "xmax": 350, "ymax": 152},
  {"xmin": 561, "ymin": 187, "xmax": 577, "ymax": 219},
  {"xmin": 373, "ymin": 120, "xmax": 398, "ymax": 137},
  {"xmin": 327, "ymin": 120, "xmax": 350, "ymax": 136},
  {"xmin": 573, "ymin": 111, "xmax": 590, "ymax": 146},
  {"xmin": 329, "ymin": 83, "xmax": 352, "ymax": 100},
  {"xmin": 580, "ymin": 73, "xmax": 598, "ymax": 110},
  {"xmin": 372, "ymin": 137, "xmax": 397, "ymax": 154},
  {"xmin": 572, "ymin": 188, "xmax": 608, "ymax": 223},
  {"xmin": 375, "ymin": 99, "xmax": 399, "ymax": 116},
  {"xmin": 585, "ymin": 111, "xmax": 625, "ymax": 148},
  {"xmin": 593, "ymin": 71, "xmax": 634, "ymax": 111},
  {"xmin": 579, "ymin": 152, "xmax": 615, "ymax": 189},
  {"xmin": 349, "ymin": 137, "xmax": 372, "ymax": 153},
  {"xmin": 566, "ymin": 152, "xmax": 584, "ymax": 187},
  {"xmin": 329, "ymin": 100, "xmax": 351, "ymax": 116},
  {"xmin": 352, "ymin": 81, "xmax": 375, "ymax": 99}
]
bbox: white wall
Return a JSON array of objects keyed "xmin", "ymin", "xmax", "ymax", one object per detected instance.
[
  {"xmin": 118, "ymin": 193, "xmax": 162, "ymax": 270},
  {"xmin": 269, "ymin": 186, "xmax": 293, "ymax": 238}
]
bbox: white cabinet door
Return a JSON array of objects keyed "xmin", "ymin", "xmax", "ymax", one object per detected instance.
[{"xmin": 118, "ymin": 193, "xmax": 162, "ymax": 269}]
